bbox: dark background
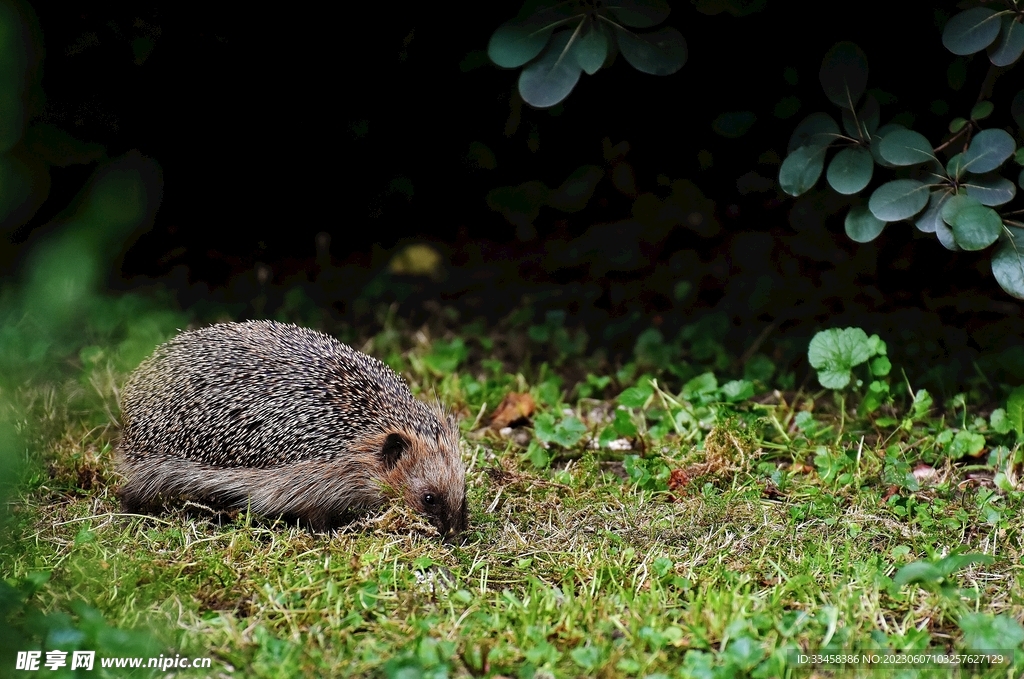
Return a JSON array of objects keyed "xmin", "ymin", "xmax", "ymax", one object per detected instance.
[{"xmin": 7, "ymin": 1, "xmax": 1024, "ymax": 391}]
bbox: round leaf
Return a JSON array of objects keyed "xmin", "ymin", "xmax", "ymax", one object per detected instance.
[
  {"xmin": 941, "ymin": 193, "xmax": 1001, "ymax": 250},
  {"xmin": 712, "ymin": 111, "xmax": 756, "ymax": 138},
  {"xmin": 879, "ymin": 128, "xmax": 934, "ymax": 166},
  {"xmin": 964, "ymin": 128, "xmax": 1016, "ymax": 173},
  {"xmin": 787, "ymin": 112, "xmax": 839, "ymax": 153},
  {"xmin": 970, "ymin": 100, "xmax": 994, "ymax": 120},
  {"xmin": 518, "ymin": 32, "xmax": 583, "ymax": 108},
  {"xmin": 808, "ymin": 327, "xmax": 872, "ymax": 390},
  {"xmin": 964, "ymin": 173, "xmax": 1017, "ymax": 206},
  {"xmin": 608, "ymin": 0, "xmax": 671, "ymax": 28},
  {"xmin": 935, "ymin": 215, "xmax": 961, "ymax": 251},
  {"xmin": 575, "ymin": 22, "xmax": 609, "ymax": 75},
  {"xmin": 845, "ymin": 205, "xmax": 885, "ymax": 242},
  {"xmin": 988, "ymin": 15, "xmax": 1024, "ymax": 67},
  {"xmin": 868, "ymin": 179, "xmax": 929, "ymax": 221},
  {"xmin": 826, "ymin": 146, "xmax": 873, "ymax": 194},
  {"xmin": 489, "ymin": 21, "xmax": 553, "ymax": 68},
  {"xmin": 869, "ymin": 123, "xmax": 904, "ymax": 168},
  {"xmin": 942, "ymin": 7, "xmax": 1001, "ymax": 55},
  {"xmin": 819, "ymin": 41, "xmax": 868, "ymax": 109},
  {"xmin": 992, "ymin": 226, "xmax": 1024, "ymax": 299},
  {"xmin": 947, "ymin": 153, "xmax": 967, "ymax": 178},
  {"xmin": 914, "ymin": 191, "xmax": 950, "ymax": 234},
  {"xmin": 614, "ymin": 26, "xmax": 687, "ymax": 76},
  {"xmin": 779, "ymin": 145, "xmax": 826, "ymax": 197},
  {"xmin": 949, "ymin": 117, "xmax": 968, "ymax": 133}
]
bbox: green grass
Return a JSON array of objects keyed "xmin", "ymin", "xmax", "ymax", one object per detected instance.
[{"xmin": 2, "ymin": 320, "xmax": 1024, "ymax": 679}]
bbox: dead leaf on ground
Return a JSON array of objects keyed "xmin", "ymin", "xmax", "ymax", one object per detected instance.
[{"xmin": 490, "ymin": 392, "xmax": 535, "ymax": 429}]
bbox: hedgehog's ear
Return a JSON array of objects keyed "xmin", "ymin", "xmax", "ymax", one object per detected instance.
[{"xmin": 380, "ymin": 433, "xmax": 409, "ymax": 469}]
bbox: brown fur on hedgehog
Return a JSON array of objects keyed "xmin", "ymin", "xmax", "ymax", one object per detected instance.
[{"xmin": 117, "ymin": 321, "xmax": 467, "ymax": 536}]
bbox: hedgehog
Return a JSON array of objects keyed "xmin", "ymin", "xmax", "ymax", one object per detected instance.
[{"xmin": 117, "ymin": 320, "xmax": 467, "ymax": 537}]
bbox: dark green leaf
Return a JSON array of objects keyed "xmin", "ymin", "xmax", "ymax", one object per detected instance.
[
  {"xmin": 914, "ymin": 191, "xmax": 950, "ymax": 234},
  {"xmin": 712, "ymin": 111, "xmax": 756, "ymax": 138},
  {"xmin": 575, "ymin": 22, "xmax": 609, "ymax": 74},
  {"xmin": 787, "ymin": 112, "xmax": 839, "ymax": 153},
  {"xmin": 845, "ymin": 205, "xmax": 885, "ymax": 242},
  {"xmin": 547, "ymin": 165, "xmax": 604, "ymax": 212},
  {"xmin": 935, "ymin": 216, "xmax": 960, "ymax": 251},
  {"xmin": 868, "ymin": 179, "xmax": 929, "ymax": 221},
  {"xmin": 879, "ymin": 128, "xmax": 934, "ymax": 166},
  {"xmin": 991, "ymin": 226, "xmax": 1024, "ymax": 299},
  {"xmin": 841, "ymin": 94, "xmax": 879, "ymax": 138},
  {"xmin": 1020, "ymin": 167, "xmax": 1024, "ymax": 190},
  {"xmin": 1007, "ymin": 385, "xmax": 1024, "ymax": 437},
  {"xmin": 942, "ymin": 7, "xmax": 1001, "ymax": 55},
  {"xmin": 941, "ymin": 194, "xmax": 1001, "ymax": 250},
  {"xmin": 819, "ymin": 41, "xmax": 868, "ymax": 109},
  {"xmin": 892, "ymin": 561, "xmax": 944, "ymax": 587},
  {"xmin": 519, "ymin": 32, "xmax": 583, "ymax": 108},
  {"xmin": 964, "ymin": 128, "xmax": 1016, "ymax": 173},
  {"xmin": 946, "ymin": 153, "xmax": 967, "ymax": 178},
  {"xmin": 949, "ymin": 117, "xmax": 968, "ymax": 133},
  {"xmin": 964, "ymin": 173, "xmax": 1016, "ymax": 206},
  {"xmin": 827, "ymin": 147, "xmax": 873, "ymax": 194},
  {"xmin": 988, "ymin": 15, "xmax": 1024, "ymax": 67},
  {"xmin": 614, "ymin": 26, "xmax": 686, "ymax": 75},
  {"xmin": 488, "ymin": 21, "xmax": 554, "ymax": 68},
  {"xmin": 936, "ymin": 553, "xmax": 994, "ymax": 577},
  {"xmin": 779, "ymin": 145, "xmax": 826, "ymax": 196},
  {"xmin": 869, "ymin": 123, "xmax": 904, "ymax": 168},
  {"xmin": 607, "ymin": 0, "xmax": 671, "ymax": 28},
  {"xmin": 959, "ymin": 613, "xmax": 1024, "ymax": 651},
  {"xmin": 970, "ymin": 101, "xmax": 994, "ymax": 120}
]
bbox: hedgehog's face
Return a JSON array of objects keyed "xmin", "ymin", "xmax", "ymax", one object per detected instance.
[{"xmin": 380, "ymin": 430, "xmax": 467, "ymax": 538}]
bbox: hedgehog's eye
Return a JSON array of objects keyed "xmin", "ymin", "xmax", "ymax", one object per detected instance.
[{"xmin": 423, "ymin": 493, "xmax": 437, "ymax": 506}]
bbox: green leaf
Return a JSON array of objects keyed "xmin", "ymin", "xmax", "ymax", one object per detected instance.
[
  {"xmin": 940, "ymin": 194, "xmax": 1001, "ymax": 251},
  {"xmin": 946, "ymin": 153, "xmax": 967, "ymax": 179},
  {"xmin": 488, "ymin": 21, "xmax": 553, "ymax": 68},
  {"xmin": 878, "ymin": 128, "xmax": 934, "ymax": 166},
  {"xmin": 618, "ymin": 383, "xmax": 653, "ymax": 408},
  {"xmin": 892, "ymin": 561, "xmax": 944, "ymax": 587},
  {"xmin": 547, "ymin": 165, "xmax": 604, "ymax": 212},
  {"xmin": 779, "ymin": 145, "xmax": 826, "ymax": 196},
  {"xmin": 712, "ymin": 111, "xmax": 756, "ymax": 138},
  {"xmin": 988, "ymin": 15, "xmax": 1024, "ymax": 67},
  {"xmin": 870, "ymin": 356, "xmax": 891, "ymax": 377},
  {"xmin": 614, "ymin": 25, "xmax": 687, "ymax": 76},
  {"xmin": 948, "ymin": 117, "xmax": 968, "ymax": 133},
  {"xmin": 682, "ymin": 372, "xmax": 717, "ymax": 399},
  {"xmin": 807, "ymin": 327, "xmax": 872, "ymax": 390},
  {"xmin": 841, "ymin": 94, "xmax": 879, "ymax": 138},
  {"xmin": 948, "ymin": 429, "xmax": 985, "ymax": 458},
  {"xmin": 1006, "ymin": 385, "xmax": 1024, "ymax": 437},
  {"xmin": 868, "ymin": 179, "xmax": 929, "ymax": 221},
  {"xmin": 970, "ymin": 101, "xmax": 994, "ymax": 120},
  {"xmin": 575, "ymin": 22, "xmax": 609, "ymax": 75},
  {"xmin": 720, "ymin": 379, "xmax": 754, "ymax": 402},
  {"xmin": 964, "ymin": 173, "xmax": 1016, "ymax": 206},
  {"xmin": 964, "ymin": 128, "xmax": 1016, "ymax": 173},
  {"xmin": 844, "ymin": 205, "xmax": 885, "ymax": 242},
  {"xmin": 826, "ymin": 147, "xmax": 873, "ymax": 194},
  {"xmin": 819, "ymin": 41, "xmax": 868, "ymax": 109},
  {"xmin": 942, "ymin": 7, "xmax": 1001, "ymax": 55},
  {"xmin": 990, "ymin": 408, "xmax": 1011, "ymax": 435},
  {"xmin": 787, "ymin": 112, "xmax": 839, "ymax": 153},
  {"xmin": 935, "ymin": 215, "xmax": 960, "ymax": 252},
  {"xmin": 608, "ymin": 0, "xmax": 671, "ymax": 28},
  {"xmin": 551, "ymin": 416, "xmax": 587, "ymax": 447},
  {"xmin": 868, "ymin": 123, "xmax": 904, "ymax": 168},
  {"xmin": 519, "ymin": 32, "xmax": 584, "ymax": 108},
  {"xmin": 914, "ymin": 191, "xmax": 950, "ymax": 234},
  {"xmin": 959, "ymin": 613, "xmax": 1024, "ymax": 651},
  {"xmin": 935, "ymin": 553, "xmax": 994, "ymax": 577}
]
